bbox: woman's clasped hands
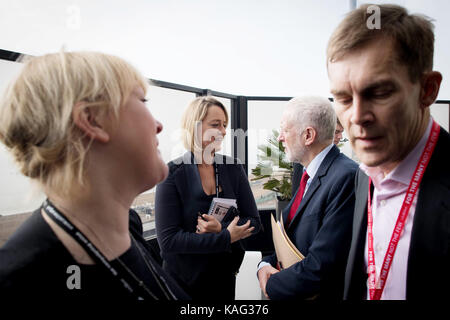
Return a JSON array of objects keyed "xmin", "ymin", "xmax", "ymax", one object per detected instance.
[{"xmin": 196, "ymin": 214, "xmax": 254, "ymax": 243}]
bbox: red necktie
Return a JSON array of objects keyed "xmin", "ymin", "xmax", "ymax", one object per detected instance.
[{"xmin": 287, "ymin": 170, "xmax": 309, "ymax": 226}]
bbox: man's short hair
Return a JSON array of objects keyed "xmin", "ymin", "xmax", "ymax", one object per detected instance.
[
  {"xmin": 285, "ymin": 95, "xmax": 336, "ymax": 144},
  {"xmin": 327, "ymin": 4, "xmax": 435, "ymax": 83}
]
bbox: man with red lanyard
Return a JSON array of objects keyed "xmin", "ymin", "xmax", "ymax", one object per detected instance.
[{"xmin": 327, "ymin": 4, "xmax": 450, "ymax": 300}]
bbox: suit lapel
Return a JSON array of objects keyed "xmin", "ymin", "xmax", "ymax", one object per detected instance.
[
  {"xmin": 282, "ymin": 196, "xmax": 293, "ymax": 225},
  {"xmin": 344, "ymin": 169, "xmax": 370, "ymax": 299},
  {"xmin": 287, "ymin": 145, "xmax": 340, "ymax": 229},
  {"xmin": 182, "ymin": 152, "xmax": 206, "ymax": 198},
  {"xmin": 353, "ymin": 171, "xmax": 369, "ymax": 245},
  {"xmin": 294, "ymin": 178, "xmax": 320, "ymax": 219}
]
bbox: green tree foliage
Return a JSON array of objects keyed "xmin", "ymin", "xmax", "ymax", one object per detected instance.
[{"xmin": 251, "ymin": 130, "xmax": 293, "ymax": 201}]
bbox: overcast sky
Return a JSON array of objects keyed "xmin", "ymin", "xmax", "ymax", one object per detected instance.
[{"xmin": 1, "ymin": 0, "xmax": 449, "ymax": 99}]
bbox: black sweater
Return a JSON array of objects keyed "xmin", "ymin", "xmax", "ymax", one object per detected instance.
[{"xmin": 0, "ymin": 208, "xmax": 189, "ymax": 300}]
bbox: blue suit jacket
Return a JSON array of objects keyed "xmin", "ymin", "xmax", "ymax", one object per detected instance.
[{"xmin": 263, "ymin": 145, "xmax": 358, "ymax": 299}]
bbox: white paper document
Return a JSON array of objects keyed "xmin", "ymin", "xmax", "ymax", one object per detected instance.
[{"xmin": 207, "ymin": 198, "xmax": 237, "ymax": 222}]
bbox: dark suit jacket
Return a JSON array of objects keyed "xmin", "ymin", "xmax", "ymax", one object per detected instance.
[
  {"xmin": 263, "ymin": 145, "xmax": 358, "ymax": 299},
  {"xmin": 344, "ymin": 127, "xmax": 450, "ymax": 300},
  {"xmin": 155, "ymin": 152, "xmax": 261, "ymax": 292},
  {"xmin": 291, "ymin": 162, "xmax": 304, "ymax": 196}
]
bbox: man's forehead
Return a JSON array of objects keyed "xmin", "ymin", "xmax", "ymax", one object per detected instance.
[
  {"xmin": 280, "ymin": 117, "xmax": 293, "ymax": 130},
  {"xmin": 280, "ymin": 112, "xmax": 290, "ymax": 125},
  {"xmin": 329, "ymin": 41, "xmax": 403, "ymax": 92}
]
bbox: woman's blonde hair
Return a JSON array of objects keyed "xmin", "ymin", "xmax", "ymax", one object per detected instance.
[
  {"xmin": 0, "ymin": 51, "xmax": 148, "ymax": 196},
  {"xmin": 180, "ymin": 96, "xmax": 228, "ymax": 153}
]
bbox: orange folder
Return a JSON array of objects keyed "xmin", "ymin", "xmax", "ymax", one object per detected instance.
[{"xmin": 270, "ymin": 214, "xmax": 304, "ymax": 269}]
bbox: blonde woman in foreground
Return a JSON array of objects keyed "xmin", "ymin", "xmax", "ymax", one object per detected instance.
[{"xmin": 0, "ymin": 51, "xmax": 189, "ymax": 300}]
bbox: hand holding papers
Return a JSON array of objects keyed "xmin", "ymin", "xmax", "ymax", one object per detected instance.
[
  {"xmin": 270, "ymin": 214, "xmax": 304, "ymax": 269},
  {"xmin": 201, "ymin": 198, "xmax": 254, "ymax": 243},
  {"xmin": 207, "ymin": 197, "xmax": 238, "ymax": 222}
]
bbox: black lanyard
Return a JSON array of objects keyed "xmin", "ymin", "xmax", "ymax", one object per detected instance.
[
  {"xmin": 42, "ymin": 199, "xmax": 175, "ymax": 300},
  {"xmin": 214, "ymin": 161, "xmax": 220, "ymax": 198}
]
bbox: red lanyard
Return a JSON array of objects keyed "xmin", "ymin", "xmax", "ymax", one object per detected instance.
[{"xmin": 367, "ymin": 120, "xmax": 440, "ymax": 300}]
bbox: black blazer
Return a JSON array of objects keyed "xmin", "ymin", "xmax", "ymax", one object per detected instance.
[
  {"xmin": 155, "ymin": 152, "xmax": 261, "ymax": 289},
  {"xmin": 263, "ymin": 145, "xmax": 358, "ymax": 299},
  {"xmin": 0, "ymin": 208, "xmax": 190, "ymax": 300},
  {"xmin": 344, "ymin": 127, "xmax": 450, "ymax": 300},
  {"xmin": 291, "ymin": 162, "xmax": 304, "ymax": 196}
]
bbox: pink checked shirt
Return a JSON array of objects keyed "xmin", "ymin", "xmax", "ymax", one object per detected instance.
[{"xmin": 360, "ymin": 118, "xmax": 433, "ymax": 300}]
